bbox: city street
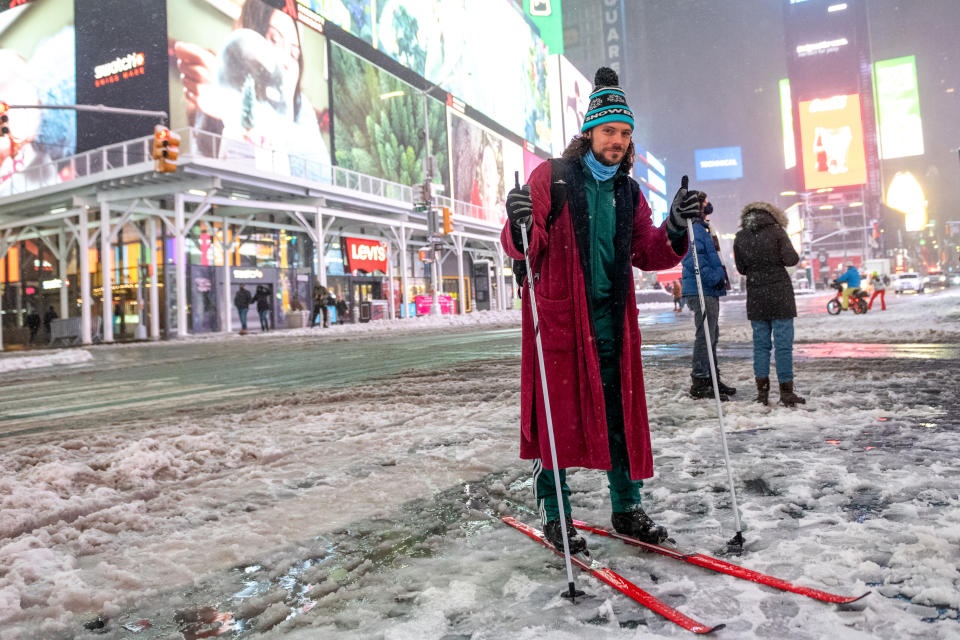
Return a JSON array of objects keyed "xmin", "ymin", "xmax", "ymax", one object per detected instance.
[{"xmin": 2, "ymin": 289, "xmax": 959, "ymax": 639}]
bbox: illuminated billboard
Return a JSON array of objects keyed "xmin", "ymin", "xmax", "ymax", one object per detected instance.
[
  {"xmin": 547, "ymin": 54, "xmax": 590, "ymax": 156},
  {"xmin": 330, "ymin": 43, "xmax": 449, "ymax": 193},
  {"xmin": 874, "ymin": 56, "xmax": 924, "ymax": 160},
  {"xmin": 695, "ymin": 147, "xmax": 743, "ymax": 181},
  {"xmin": 449, "ymin": 110, "xmax": 523, "ymax": 226},
  {"xmin": 0, "ymin": 0, "xmax": 75, "ymax": 196},
  {"xmin": 75, "ymin": 0, "xmax": 168, "ymax": 152},
  {"xmin": 779, "ymin": 78, "xmax": 797, "ymax": 169},
  {"xmin": 167, "ymin": 0, "xmax": 332, "ymax": 182},
  {"xmin": 798, "ymin": 94, "xmax": 867, "ymax": 190},
  {"xmin": 300, "ymin": 0, "xmax": 552, "ymax": 151}
]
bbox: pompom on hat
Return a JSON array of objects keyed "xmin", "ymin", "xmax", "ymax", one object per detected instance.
[{"xmin": 581, "ymin": 67, "xmax": 634, "ymax": 133}]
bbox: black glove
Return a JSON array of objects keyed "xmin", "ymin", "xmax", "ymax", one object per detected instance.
[
  {"xmin": 668, "ymin": 175, "xmax": 704, "ymax": 233},
  {"xmin": 506, "ymin": 184, "xmax": 532, "ymax": 230}
]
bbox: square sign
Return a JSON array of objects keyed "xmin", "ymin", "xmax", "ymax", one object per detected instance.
[{"xmin": 694, "ymin": 147, "xmax": 743, "ymax": 181}]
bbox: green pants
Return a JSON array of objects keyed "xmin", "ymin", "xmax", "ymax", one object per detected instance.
[{"xmin": 534, "ymin": 349, "xmax": 643, "ymax": 524}]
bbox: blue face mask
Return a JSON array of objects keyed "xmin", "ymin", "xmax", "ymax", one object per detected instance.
[{"xmin": 583, "ymin": 149, "xmax": 619, "ymax": 182}]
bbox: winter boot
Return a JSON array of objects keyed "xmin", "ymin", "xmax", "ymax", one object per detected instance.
[
  {"xmin": 715, "ymin": 377, "xmax": 736, "ymax": 396},
  {"xmin": 690, "ymin": 376, "xmax": 729, "ymax": 401},
  {"xmin": 755, "ymin": 377, "xmax": 770, "ymax": 405},
  {"xmin": 778, "ymin": 381, "xmax": 806, "ymax": 407},
  {"xmin": 611, "ymin": 508, "xmax": 669, "ymax": 544},
  {"xmin": 543, "ymin": 516, "xmax": 588, "ymax": 555}
]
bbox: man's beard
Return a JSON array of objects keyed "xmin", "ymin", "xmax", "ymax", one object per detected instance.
[{"xmin": 596, "ymin": 148, "xmax": 623, "ymax": 166}]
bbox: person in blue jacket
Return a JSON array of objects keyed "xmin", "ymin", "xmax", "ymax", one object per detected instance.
[
  {"xmin": 835, "ymin": 263, "xmax": 862, "ymax": 310},
  {"xmin": 682, "ymin": 201, "xmax": 735, "ymax": 400}
]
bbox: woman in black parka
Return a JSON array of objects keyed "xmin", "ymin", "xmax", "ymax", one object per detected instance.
[{"xmin": 733, "ymin": 202, "xmax": 805, "ymax": 407}]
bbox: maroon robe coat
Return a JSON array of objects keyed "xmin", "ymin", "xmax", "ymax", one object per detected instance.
[{"xmin": 501, "ymin": 159, "xmax": 685, "ymax": 480}]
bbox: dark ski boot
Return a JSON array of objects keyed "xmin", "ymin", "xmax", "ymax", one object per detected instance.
[
  {"xmin": 715, "ymin": 377, "xmax": 736, "ymax": 396},
  {"xmin": 611, "ymin": 508, "xmax": 669, "ymax": 544},
  {"xmin": 690, "ymin": 376, "xmax": 729, "ymax": 401},
  {"xmin": 544, "ymin": 517, "xmax": 588, "ymax": 555}
]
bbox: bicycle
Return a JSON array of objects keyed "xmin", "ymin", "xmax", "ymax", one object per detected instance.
[{"xmin": 826, "ymin": 280, "xmax": 868, "ymax": 315}]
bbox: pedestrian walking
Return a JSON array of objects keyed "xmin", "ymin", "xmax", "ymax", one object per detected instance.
[
  {"xmin": 234, "ymin": 284, "xmax": 252, "ymax": 333},
  {"xmin": 868, "ymin": 271, "xmax": 887, "ymax": 311},
  {"xmin": 25, "ymin": 308, "xmax": 41, "ymax": 344},
  {"xmin": 42, "ymin": 305, "xmax": 58, "ymax": 339},
  {"xmin": 681, "ymin": 200, "xmax": 735, "ymax": 400},
  {"xmin": 501, "ymin": 67, "xmax": 703, "ymax": 553},
  {"xmin": 251, "ymin": 285, "xmax": 271, "ymax": 332},
  {"xmin": 312, "ymin": 284, "xmax": 329, "ymax": 328},
  {"xmin": 335, "ymin": 295, "xmax": 347, "ymax": 325},
  {"xmin": 733, "ymin": 201, "xmax": 805, "ymax": 407}
]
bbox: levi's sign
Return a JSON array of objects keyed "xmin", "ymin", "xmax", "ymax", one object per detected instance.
[{"xmin": 345, "ymin": 237, "xmax": 387, "ymax": 274}]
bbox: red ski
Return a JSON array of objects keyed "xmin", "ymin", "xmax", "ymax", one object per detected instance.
[
  {"xmin": 502, "ymin": 516, "xmax": 724, "ymax": 634},
  {"xmin": 573, "ymin": 520, "xmax": 870, "ymax": 605}
]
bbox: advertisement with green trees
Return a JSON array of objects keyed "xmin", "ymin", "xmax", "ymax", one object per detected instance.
[{"xmin": 331, "ymin": 42, "xmax": 449, "ymax": 192}]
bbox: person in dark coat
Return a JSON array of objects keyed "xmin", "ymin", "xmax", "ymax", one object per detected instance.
[
  {"xmin": 312, "ymin": 284, "xmax": 329, "ymax": 328},
  {"xmin": 502, "ymin": 67, "xmax": 701, "ymax": 552},
  {"xmin": 335, "ymin": 295, "xmax": 347, "ymax": 324},
  {"xmin": 234, "ymin": 284, "xmax": 252, "ymax": 332},
  {"xmin": 43, "ymin": 306, "xmax": 58, "ymax": 338},
  {"xmin": 681, "ymin": 201, "xmax": 735, "ymax": 400},
  {"xmin": 251, "ymin": 285, "xmax": 271, "ymax": 331},
  {"xmin": 25, "ymin": 308, "xmax": 41, "ymax": 344},
  {"xmin": 733, "ymin": 201, "xmax": 805, "ymax": 407}
]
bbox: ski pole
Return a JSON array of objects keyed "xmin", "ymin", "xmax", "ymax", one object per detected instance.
[
  {"xmin": 515, "ymin": 171, "xmax": 584, "ymax": 601},
  {"xmin": 682, "ymin": 175, "xmax": 745, "ymax": 552}
]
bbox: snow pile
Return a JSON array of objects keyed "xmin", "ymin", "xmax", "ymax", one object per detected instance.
[{"xmin": 0, "ymin": 349, "xmax": 92, "ymax": 373}]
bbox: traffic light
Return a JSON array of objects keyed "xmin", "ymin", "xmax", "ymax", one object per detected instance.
[
  {"xmin": 153, "ymin": 125, "xmax": 180, "ymax": 172},
  {"xmin": 442, "ymin": 207, "xmax": 453, "ymax": 234},
  {"xmin": 0, "ymin": 102, "xmax": 10, "ymax": 137}
]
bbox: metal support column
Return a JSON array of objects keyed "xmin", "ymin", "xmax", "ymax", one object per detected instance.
[
  {"xmin": 147, "ymin": 217, "xmax": 160, "ymax": 340},
  {"xmin": 79, "ymin": 208, "xmax": 92, "ymax": 344},
  {"xmin": 387, "ymin": 245, "xmax": 395, "ymax": 320},
  {"xmin": 58, "ymin": 230, "xmax": 69, "ymax": 318},
  {"xmin": 453, "ymin": 234, "xmax": 466, "ymax": 314},
  {"xmin": 314, "ymin": 210, "xmax": 327, "ymax": 288},
  {"xmin": 495, "ymin": 242, "xmax": 507, "ymax": 311},
  {"xmin": 389, "ymin": 224, "xmax": 411, "ymax": 318},
  {"xmin": 175, "ymin": 194, "xmax": 188, "ymax": 337},
  {"xmin": 221, "ymin": 216, "xmax": 231, "ymax": 333},
  {"xmin": 101, "ymin": 202, "xmax": 114, "ymax": 343}
]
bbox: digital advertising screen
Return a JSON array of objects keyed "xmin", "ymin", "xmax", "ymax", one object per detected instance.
[
  {"xmin": 330, "ymin": 43, "xmax": 449, "ymax": 193},
  {"xmin": 874, "ymin": 55, "xmax": 924, "ymax": 160},
  {"xmin": 694, "ymin": 147, "xmax": 744, "ymax": 181},
  {"xmin": 300, "ymin": 0, "xmax": 552, "ymax": 152},
  {"xmin": 547, "ymin": 54, "xmax": 589, "ymax": 157},
  {"xmin": 166, "ymin": 0, "xmax": 332, "ymax": 182},
  {"xmin": 74, "ymin": 0, "xmax": 168, "ymax": 153},
  {"xmin": 449, "ymin": 110, "xmax": 522, "ymax": 226},
  {"xmin": 783, "ymin": 0, "xmax": 864, "ymax": 101},
  {"xmin": 0, "ymin": 0, "xmax": 75, "ymax": 195},
  {"xmin": 798, "ymin": 93, "xmax": 867, "ymax": 190},
  {"xmin": 780, "ymin": 78, "xmax": 797, "ymax": 169}
]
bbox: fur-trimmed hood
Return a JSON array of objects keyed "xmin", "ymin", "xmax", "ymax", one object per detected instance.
[{"xmin": 740, "ymin": 201, "xmax": 788, "ymax": 231}]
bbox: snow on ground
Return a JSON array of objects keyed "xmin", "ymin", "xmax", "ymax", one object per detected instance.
[
  {"xmin": 0, "ymin": 348, "xmax": 92, "ymax": 373},
  {"xmin": 1, "ymin": 292, "xmax": 959, "ymax": 638}
]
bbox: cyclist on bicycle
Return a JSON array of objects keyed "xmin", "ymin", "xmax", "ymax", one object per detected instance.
[{"xmin": 835, "ymin": 263, "xmax": 862, "ymax": 311}]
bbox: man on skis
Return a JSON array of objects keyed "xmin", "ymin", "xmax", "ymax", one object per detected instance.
[{"xmin": 502, "ymin": 67, "xmax": 705, "ymax": 553}]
